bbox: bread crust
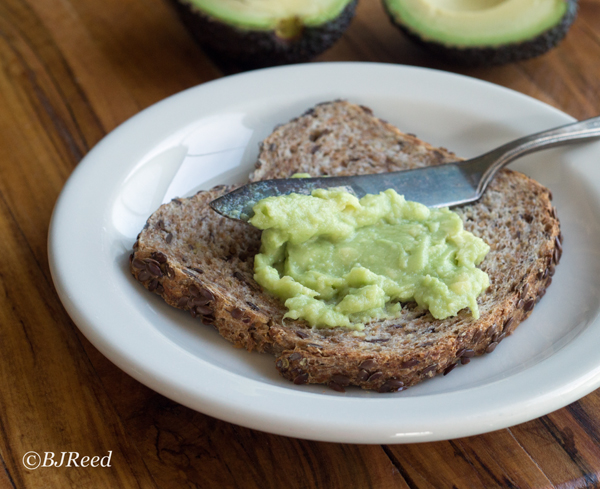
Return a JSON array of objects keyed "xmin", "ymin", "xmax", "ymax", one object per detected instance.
[{"xmin": 130, "ymin": 101, "xmax": 562, "ymax": 393}]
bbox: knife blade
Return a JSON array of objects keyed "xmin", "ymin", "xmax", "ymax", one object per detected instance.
[{"xmin": 210, "ymin": 115, "xmax": 600, "ymax": 221}]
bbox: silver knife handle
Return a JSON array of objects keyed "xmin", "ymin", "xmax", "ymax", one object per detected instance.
[{"xmin": 472, "ymin": 115, "xmax": 600, "ymax": 196}]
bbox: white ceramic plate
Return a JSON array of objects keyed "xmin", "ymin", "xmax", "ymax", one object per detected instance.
[{"xmin": 49, "ymin": 63, "xmax": 600, "ymax": 444}]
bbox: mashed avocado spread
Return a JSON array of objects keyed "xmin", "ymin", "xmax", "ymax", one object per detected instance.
[{"xmin": 250, "ymin": 189, "xmax": 490, "ymax": 330}]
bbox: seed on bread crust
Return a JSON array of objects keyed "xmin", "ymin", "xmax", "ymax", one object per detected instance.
[
  {"xmin": 293, "ymin": 372, "xmax": 309, "ymax": 385},
  {"xmin": 378, "ymin": 380, "xmax": 404, "ymax": 393},
  {"xmin": 400, "ymin": 359, "xmax": 419, "ymax": 368},
  {"xmin": 357, "ymin": 369, "xmax": 369, "ymax": 382},
  {"xmin": 195, "ymin": 305, "xmax": 213, "ymax": 316},
  {"xmin": 331, "ymin": 374, "xmax": 351, "ymax": 387},
  {"xmin": 457, "ymin": 348, "xmax": 475, "ymax": 358},
  {"xmin": 230, "ymin": 308, "xmax": 244, "ymax": 320},
  {"xmin": 359, "ymin": 359, "xmax": 378, "ymax": 372},
  {"xmin": 137, "ymin": 269, "xmax": 151, "ymax": 282},
  {"xmin": 422, "ymin": 365, "xmax": 438, "ymax": 376},
  {"xmin": 151, "ymin": 251, "xmax": 167, "ymax": 263},
  {"xmin": 553, "ymin": 247, "xmax": 562, "ymax": 264},
  {"xmin": 367, "ymin": 372, "xmax": 383, "ymax": 382},
  {"xmin": 190, "ymin": 297, "xmax": 209, "ymax": 307},
  {"xmin": 492, "ymin": 332, "xmax": 506, "ymax": 343},
  {"xmin": 146, "ymin": 261, "xmax": 162, "ymax": 278},
  {"xmin": 443, "ymin": 363, "xmax": 458, "ymax": 376},
  {"xmin": 276, "ymin": 358, "xmax": 289, "ymax": 371},
  {"xmin": 201, "ymin": 314, "xmax": 216, "ymax": 324}
]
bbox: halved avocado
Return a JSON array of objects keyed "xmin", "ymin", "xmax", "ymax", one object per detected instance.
[
  {"xmin": 170, "ymin": 0, "xmax": 358, "ymax": 68},
  {"xmin": 383, "ymin": 0, "xmax": 578, "ymax": 66}
]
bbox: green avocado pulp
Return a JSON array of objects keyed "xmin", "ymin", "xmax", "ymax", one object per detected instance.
[
  {"xmin": 187, "ymin": 0, "xmax": 352, "ymax": 30},
  {"xmin": 250, "ymin": 189, "xmax": 490, "ymax": 330},
  {"xmin": 386, "ymin": 0, "xmax": 568, "ymax": 46}
]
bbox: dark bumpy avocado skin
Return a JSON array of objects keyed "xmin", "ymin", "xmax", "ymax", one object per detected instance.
[
  {"xmin": 384, "ymin": 0, "xmax": 578, "ymax": 66},
  {"xmin": 169, "ymin": 0, "xmax": 357, "ymax": 69}
]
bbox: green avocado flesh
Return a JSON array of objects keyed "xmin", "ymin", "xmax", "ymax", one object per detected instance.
[
  {"xmin": 250, "ymin": 189, "xmax": 490, "ymax": 330},
  {"xmin": 185, "ymin": 0, "xmax": 352, "ymax": 30},
  {"xmin": 385, "ymin": 0, "xmax": 568, "ymax": 46}
]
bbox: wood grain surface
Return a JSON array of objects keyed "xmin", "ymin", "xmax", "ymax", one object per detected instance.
[{"xmin": 1, "ymin": 0, "xmax": 599, "ymax": 487}]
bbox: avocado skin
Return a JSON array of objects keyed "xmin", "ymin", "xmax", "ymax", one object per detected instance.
[
  {"xmin": 169, "ymin": 0, "xmax": 357, "ymax": 69},
  {"xmin": 383, "ymin": 0, "xmax": 578, "ymax": 66}
]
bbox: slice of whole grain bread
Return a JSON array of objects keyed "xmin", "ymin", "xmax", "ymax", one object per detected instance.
[{"xmin": 130, "ymin": 101, "xmax": 562, "ymax": 393}]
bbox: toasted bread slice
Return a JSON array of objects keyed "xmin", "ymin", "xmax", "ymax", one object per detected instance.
[{"xmin": 130, "ymin": 101, "xmax": 561, "ymax": 393}]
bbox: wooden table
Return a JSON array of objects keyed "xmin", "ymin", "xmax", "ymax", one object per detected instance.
[{"xmin": 2, "ymin": 0, "xmax": 599, "ymax": 487}]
